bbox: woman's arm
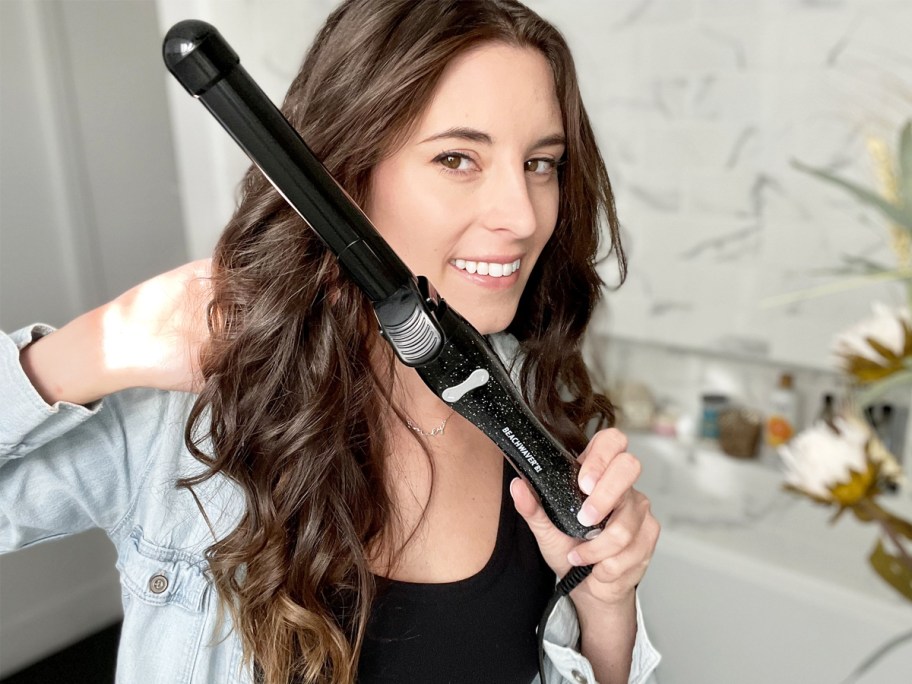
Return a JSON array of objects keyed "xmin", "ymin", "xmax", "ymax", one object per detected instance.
[
  {"xmin": 572, "ymin": 589, "xmax": 637, "ymax": 683},
  {"xmin": 18, "ymin": 259, "xmax": 212, "ymax": 406},
  {"xmin": 19, "ymin": 307, "xmax": 112, "ymax": 406}
]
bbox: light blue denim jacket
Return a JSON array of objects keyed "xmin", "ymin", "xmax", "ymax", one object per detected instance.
[{"xmin": 0, "ymin": 324, "xmax": 660, "ymax": 684}]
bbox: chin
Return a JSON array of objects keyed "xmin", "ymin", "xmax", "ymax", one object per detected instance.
[
  {"xmin": 442, "ymin": 293, "xmax": 520, "ymax": 336},
  {"xmin": 463, "ymin": 312, "xmax": 516, "ymax": 336}
]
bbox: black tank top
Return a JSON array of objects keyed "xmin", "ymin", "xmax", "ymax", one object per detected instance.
[{"xmin": 355, "ymin": 460, "xmax": 557, "ymax": 683}]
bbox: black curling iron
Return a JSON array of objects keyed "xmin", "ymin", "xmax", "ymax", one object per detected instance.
[{"xmin": 162, "ymin": 20, "xmax": 601, "ymax": 542}]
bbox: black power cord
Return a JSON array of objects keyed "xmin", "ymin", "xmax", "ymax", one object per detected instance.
[{"xmin": 537, "ymin": 563, "xmax": 593, "ymax": 684}]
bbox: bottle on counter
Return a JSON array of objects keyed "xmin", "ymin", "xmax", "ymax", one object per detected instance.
[
  {"xmin": 765, "ymin": 373, "xmax": 799, "ymax": 448},
  {"xmin": 865, "ymin": 403, "xmax": 895, "ymax": 452},
  {"xmin": 700, "ymin": 393, "xmax": 729, "ymax": 445},
  {"xmin": 817, "ymin": 392, "xmax": 836, "ymax": 425}
]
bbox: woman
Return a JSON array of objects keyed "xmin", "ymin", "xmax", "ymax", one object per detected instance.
[{"xmin": 1, "ymin": 1, "xmax": 660, "ymax": 682}]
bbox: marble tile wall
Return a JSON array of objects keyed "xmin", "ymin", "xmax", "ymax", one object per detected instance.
[{"xmin": 526, "ymin": 0, "xmax": 912, "ymax": 370}]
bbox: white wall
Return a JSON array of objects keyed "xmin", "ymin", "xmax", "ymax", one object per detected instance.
[
  {"xmin": 155, "ymin": 0, "xmax": 335, "ymax": 258},
  {"xmin": 0, "ymin": 0, "xmax": 186, "ymax": 675}
]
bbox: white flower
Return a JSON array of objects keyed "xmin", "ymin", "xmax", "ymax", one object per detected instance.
[
  {"xmin": 832, "ymin": 302, "xmax": 911, "ymax": 365},
  {"xmin": 778, "ymin": 415, "xmax": 871, "ymax": 502}
]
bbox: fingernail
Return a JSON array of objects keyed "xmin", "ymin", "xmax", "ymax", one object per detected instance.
[
  {"xmin": 580, "ymin": 474, "xmax": 597, "ymax": 495},
  {"xmin": 577, "ymin": 502, "xmax": 599, "ymax": 527},
  {"xmin": 567, "ymin": 550, "xmax": 583, "ymax": 566}
]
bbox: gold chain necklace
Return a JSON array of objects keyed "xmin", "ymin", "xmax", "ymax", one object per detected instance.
[{"xmin": 405, "ymin": 408, "xmax": 456, "ymax": 437}]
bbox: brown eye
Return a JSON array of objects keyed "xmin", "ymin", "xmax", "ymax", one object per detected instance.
[
  {"xmin": 525, "ymin": 158, "xmax": 556, "ymax": 175},
  {"xmin": 441, "ymin": 154, "xmax": 462, "ymax": 169}
]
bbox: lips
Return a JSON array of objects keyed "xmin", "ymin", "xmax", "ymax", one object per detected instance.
[{"xmin": 450, "ymin": 258, "xmax": 521, "ymax": 278}]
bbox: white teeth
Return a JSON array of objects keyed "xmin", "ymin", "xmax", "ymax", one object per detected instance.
[{"xmin": 450, "ymin": 258, "xmax": 521, "ymax": 278}]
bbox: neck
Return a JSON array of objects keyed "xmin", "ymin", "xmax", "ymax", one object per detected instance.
[
  {"xmin": 392, "ymin": 363, "xmax": 453, "ymax": 428},
  {"xmin": 368, "ymin": 337, "xmax": 456, "ymax": 433}
]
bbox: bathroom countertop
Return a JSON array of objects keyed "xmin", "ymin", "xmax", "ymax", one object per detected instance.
[
  {"xmin": 631, "ymin": 431, "xmax": 912, "ymax": 621},
  {"xmin": 630, "ymin": 432, "xmax": 912, "ymax": 683}
]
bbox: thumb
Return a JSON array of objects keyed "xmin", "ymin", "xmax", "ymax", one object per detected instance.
[{"xmin": 509, "ymin": 477, "xmax": 574, "ymax": 574}]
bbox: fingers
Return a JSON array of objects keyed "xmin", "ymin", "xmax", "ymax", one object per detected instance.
[
  {"xmin": 577, "ymin": 428, "xmax": 627, "ymax": 494},
  {"xmin": 509, "ymin": 476, "xmax": 541, "ymax": 520},
  {"xmin": 568, "ymin": 489, "xmax": 658, "ymax": 568},
  {"xmin": 561, "ymin": 428, "xmax": 660, "ymax": 602},
  {"xmin": 576, "ymin": 434, "xmax": 641, "ymax": 529},
  {"xmin": 585, "ymin": 512, "xmax": 659, "ymax": 596}
]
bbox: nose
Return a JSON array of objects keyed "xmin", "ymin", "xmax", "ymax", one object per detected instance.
[{"xmin": 479, "ymin": 164, "xmax": 539, "ymax": 238}]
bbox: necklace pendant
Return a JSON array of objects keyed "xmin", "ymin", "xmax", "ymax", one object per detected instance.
[{"xmin": 405, "ymin": 409, "xmax": 454, "ymax": 438}]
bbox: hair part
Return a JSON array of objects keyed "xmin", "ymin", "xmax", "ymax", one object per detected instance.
[{"xmin": 181, "ymin": 2, "xmax": 625, "ymax": 682}]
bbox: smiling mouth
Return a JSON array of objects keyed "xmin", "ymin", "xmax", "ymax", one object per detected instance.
[{"xmin": 449, "ymin": 258, "xmax": 521, "ymax": 277}]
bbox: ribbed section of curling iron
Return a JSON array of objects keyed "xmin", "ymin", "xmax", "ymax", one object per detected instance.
[{"xmin": 384, "ymin": 308, "xmax": 442, "ymax": 364}]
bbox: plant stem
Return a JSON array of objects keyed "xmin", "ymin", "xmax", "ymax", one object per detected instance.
[
  {"xmin": 859, "ymin": 498, "xmax": 912, "ymax": 568},
  {"xmin": 761, "ymin": 268, "xmax": 912, "ymax": 308},
  {"xmin": 879, "ymin": 518, "xmax": 912, "ymax": 569}
]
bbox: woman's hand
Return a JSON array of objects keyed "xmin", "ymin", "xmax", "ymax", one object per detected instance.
[
  {"xmin": 20, "ymin": 259, "xmax": 213, "ymax": 405},
  {"xmin": 510, "ymin": 427, "xmax": 658, "ymax": 682},
  {"xmin": 509, "ymin": 427, "xmax": 659, "ymax": 605}
]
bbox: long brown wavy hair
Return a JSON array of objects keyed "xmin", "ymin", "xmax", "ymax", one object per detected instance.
[{"xmin": 180, "ymin": 1, "xmax": 627, "ymax": 682}]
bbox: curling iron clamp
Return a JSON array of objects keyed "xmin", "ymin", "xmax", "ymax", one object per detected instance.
[{"xmin": 162, "ymin": 20, "xmax": 601, "ymax": 542}]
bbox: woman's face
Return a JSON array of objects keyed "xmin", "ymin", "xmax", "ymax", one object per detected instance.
[{"xmin": 366, "ymin": 43, "xmax": 564, "ymax": 335}]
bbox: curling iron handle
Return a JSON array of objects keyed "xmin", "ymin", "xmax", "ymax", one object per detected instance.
[{"xmin": 416, "ymin": 305, "xmax": 602, "ymax": 540}]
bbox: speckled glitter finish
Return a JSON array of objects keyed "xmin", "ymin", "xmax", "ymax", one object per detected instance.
[{"xmin": 416, "ymin": 304, "xmax": 600, "ymax": 540}]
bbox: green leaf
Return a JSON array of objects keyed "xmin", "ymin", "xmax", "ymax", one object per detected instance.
[
  {"xmin": 840, "ymin": 255, "xmax": 891, "ymax": 274},
  {"xmin": 792, "ymin": 159, "xmax": 912, "ymax": 230},
  {"xmin": 761, "ymin": 268, "xmax": 912, "ymax": 308},
  {"xmin": 857, "ymin": 368, "xmax": 912, "ymax": 405},
  {"xmin": 869, "ymin": 538, "xmax": 912, "ymax": 602},
  {"xmin": 899, "ymin": 120, "xmax": 912, "ymax": 209}
]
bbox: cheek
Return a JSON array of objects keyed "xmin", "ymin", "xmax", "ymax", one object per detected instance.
[
  {"xmin": 366, "ymin": 171, "xmax": 426, "ymax": 257},
  {"xmin": 369, "ymin": 173, "xmax": 470, "ymax": 263},
  {"xmin": 533, "ymin": 185, "xmax": 560, "ymax": 244}
]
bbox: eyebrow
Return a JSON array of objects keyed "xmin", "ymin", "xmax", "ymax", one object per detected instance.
[{"xmin": 419, "ymin": 127, "xmax": 566, "ymax": 149}]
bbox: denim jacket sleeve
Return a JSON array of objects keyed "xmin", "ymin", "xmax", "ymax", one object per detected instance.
[
  {"xmin": 0, "ymin": 325, "xmax": 248, "ymax": 683},
  {"xmin": 0, "ymin": 324, "xmax": 189, "ymax": 550}
]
